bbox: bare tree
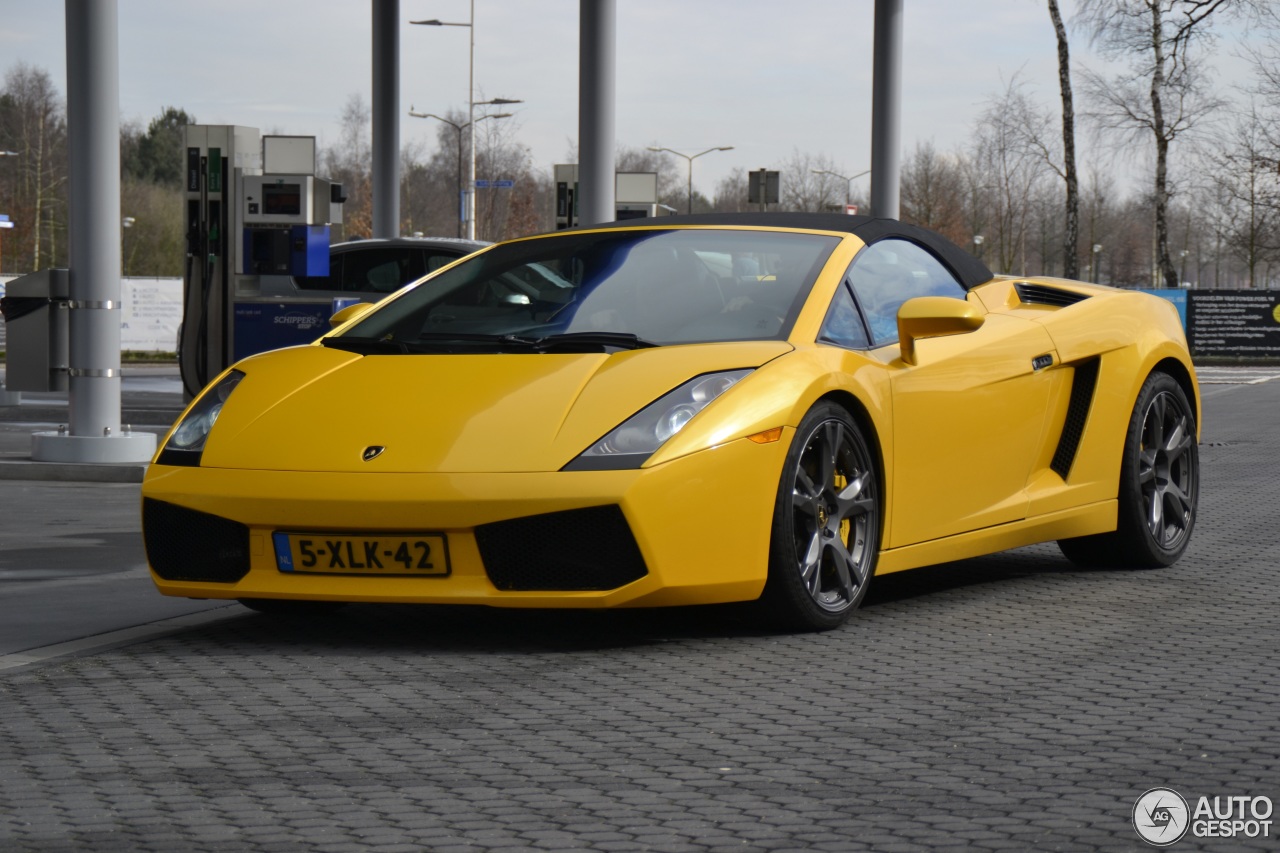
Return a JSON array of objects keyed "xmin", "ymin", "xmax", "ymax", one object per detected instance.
[
  {"xmin": 900, "ymin": 141, "xmax": 967, "ymax": 243},
  {"xmin": 1077, "ymin": 0, "xmax": 1240, "ymax": 288},
  {"xmin": 955, "ymin": 154, "xmax": 995, "ymax": 264},
  {"xmin": 1244, "ymin": 5, "xmax": 1280, "ymax": 123},
  {"xmin": 0, "ymin": 63, "xmax": 68, "ymax": 272},
  {"xmin": 321, "ymin": 94, "xmax": 373, "ymax": 240},
  {"xmin": 713, "ymin": 167, "xmax": 750, "ymax": 212},
  {"xmin": 971, "ymin": 78, "xmax": 1055, "ymax": 274},
  {"xmin": 1205, "ymin": 105, "xmax": 1280, "ymax": 286},
  {"xmin": 775, "ymin": 150, "xmax": 848, "ymax": 213},
  {"xmin": 400, "ymin": 105, "xmax": 551, "ymax": 240},
  {"xmin": 503, "ymin": 167, "xmax": 554, "ymax": 238},
  {"xmin": 1079, "ymin": 169, "xmax": 1115, "ymax": 282},
  {"xmin": 473, "ymin": 113, "xmax": 536, "ymax": 241},
  {"xmin": 1048, "ymin": 0, "xmax": 1081, "ymax": 278}
]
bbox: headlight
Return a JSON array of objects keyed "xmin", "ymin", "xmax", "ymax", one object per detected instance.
[
  {"xmin": 564, "ymin": 369, "xmax": 752, "ymax": 471},
  {"xmin": 156, "ymin": 370, "xmax": 244, "ymax": 467}
]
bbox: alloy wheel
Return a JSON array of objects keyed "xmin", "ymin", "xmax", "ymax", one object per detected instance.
[
  {"xmin": 790, "ymin": 419, "xmax": 877, "ymax": 612},
  {"xmin": 1138, "ymin": 390, "xmax": 1197, "ymax": 551}
]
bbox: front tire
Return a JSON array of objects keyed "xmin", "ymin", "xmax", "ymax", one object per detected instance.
[
  {"xmin": 760, "ymin": 403, "xmax": 880, "ymax": 631},
  {"xmin": 1058, "ymin": 371, "xmax": 1198, "ymax": 568}
]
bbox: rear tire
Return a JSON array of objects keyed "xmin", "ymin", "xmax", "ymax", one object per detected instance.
[
  {"xmin": 759, "ymin": 403, "xmax": 880, "ymax": 631},
  {"xmin": 1058, "ymin": 371, "xmax": 1198, "ymax": 568}
]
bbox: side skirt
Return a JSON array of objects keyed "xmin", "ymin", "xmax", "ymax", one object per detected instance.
[{"xmin": 874, "ymin": 500, "xmax": 1117, "ymax": 575}]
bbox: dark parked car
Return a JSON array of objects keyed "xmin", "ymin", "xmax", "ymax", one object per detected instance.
[
  {"xmin": 180, "ymin": 236, "xmax": 489, "ymax": 373},
  {"xmin": 269, "ymin": 236, "xmax": 490, "ymax": 300}
]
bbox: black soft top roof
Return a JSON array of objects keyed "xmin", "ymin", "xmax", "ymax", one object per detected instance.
[{"xmin": 570, "ymin": 212, "xmax": 994, "ymax": 290}]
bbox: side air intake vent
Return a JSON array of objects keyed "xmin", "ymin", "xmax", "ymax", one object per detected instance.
[
  {"xmin": 1014, "ymin": 283, "xmax": 1089, "ymax": 308},
  {"xmin": 1050, "ymin": 359, "xmax": 1101, "ymax": 479}
]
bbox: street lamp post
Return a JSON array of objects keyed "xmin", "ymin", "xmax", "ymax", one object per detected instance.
[
  {"xmin": 647, "ymin": 146, "xmax": 734, "ymax": 214},
  {"xmin": 409, "ymin": 109, "xmax": 512, "ymax": 238},
  {"xmin": 121, "ymin": 216, "xmax": 135, "ymax": 276},
  {"xmin": 1091, "ymin": 243, "xmax": 1102, "ymax": 283},
  {"xmin": 973, "ymin": 234, "xmax": 985, "ymax": 261},
  {"xmin": 810, "ymin": 168, "xmax": 871, "ymax": 209},
  {"xmin": 412, "ymin": 9, "xmax": 522, "ymax": 240}
]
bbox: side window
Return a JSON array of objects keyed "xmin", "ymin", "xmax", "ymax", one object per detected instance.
[
  {"xmin": 295, "ymin": 255, "xmax": 343, "ymax": 291},
  {"xmin": 848, "ymin": 239, "xmax": 967, "ymax": 346},
  {"xmin": 342, "ymin": 249, "xmax": 427, "ymax": 294},
  {"xmin": 425, "ymin": 252, "xmax": 461, "ymax": 273},
  {"xmin": 818, "ymin": 281, "xmax": 871, "ymax": 349}
]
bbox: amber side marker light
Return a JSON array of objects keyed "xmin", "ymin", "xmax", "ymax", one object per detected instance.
[{"xmin": 747, "ymin": 427, "xmax": 784, "ymax": 444}]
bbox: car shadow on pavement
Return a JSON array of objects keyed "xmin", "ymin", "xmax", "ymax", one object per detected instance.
[
  {"xmin": 153, "ymin": 543, "xmax": 1135, "ymax": 655},
  {"xmin": 864, "ymin": 542, "xmax": 1082, "ymax": 607}
]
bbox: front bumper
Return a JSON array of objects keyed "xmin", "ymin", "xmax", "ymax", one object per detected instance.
[{"xmin": 142, "ymin": 433, "xmax": 791, "ymax": 608}]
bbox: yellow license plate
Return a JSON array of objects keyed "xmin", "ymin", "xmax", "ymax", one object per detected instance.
[{"xmin": 272, "ymin": 532, "xmax": 450, "ymax": 576}]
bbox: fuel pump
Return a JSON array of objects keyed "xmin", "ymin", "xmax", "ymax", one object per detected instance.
[
  {"xmin": 553, "ymin": 165, "xmax": 669, "ymax": 229},
  {"xmin": 179, "ymin": 126, "xmax": 344, "ymax": 398}
]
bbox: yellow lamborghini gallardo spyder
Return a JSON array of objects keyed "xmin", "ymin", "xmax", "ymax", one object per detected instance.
[{"xmin": 143, "ymin": 213, "xmax": 1200, "ymax": 630}]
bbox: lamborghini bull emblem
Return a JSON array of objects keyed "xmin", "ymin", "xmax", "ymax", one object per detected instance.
[{"xmin": 362, "ymin": 446, "xmax": 386, "ymax": 462}]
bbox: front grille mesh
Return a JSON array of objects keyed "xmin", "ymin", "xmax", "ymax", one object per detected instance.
[
  {"xmin": 475, "ymin": 505, "xmax": 648, "ymax": 591},
  {"xmin": 143, "ymin": 499, "xmax": 251, "ymax": 583}
]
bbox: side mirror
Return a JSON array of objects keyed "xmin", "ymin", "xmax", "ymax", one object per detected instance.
[
  {"xmin": 897, "ymin": 297, "xmax": 985, "ymax": 365},
  {"xmin": 329, "ymin": 301, "xmax": 375, "ymax": 328}
]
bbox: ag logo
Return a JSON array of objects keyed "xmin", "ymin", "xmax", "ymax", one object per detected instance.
[{"xmin": 1134, "ymin": 787, "xmax": 1190, "ymax": 846}]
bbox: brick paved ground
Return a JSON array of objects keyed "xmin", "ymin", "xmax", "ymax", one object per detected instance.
[{"xmin": 1, "ymin": 381, "xmax": 1277, "ymax": 852}]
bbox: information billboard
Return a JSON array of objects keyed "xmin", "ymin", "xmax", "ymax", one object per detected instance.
[{"xmin": 1187, "ymin": 290, "xmax": 1280, "ymax": 357}]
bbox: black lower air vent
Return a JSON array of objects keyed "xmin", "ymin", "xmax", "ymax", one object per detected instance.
[
  {"xmin": 475, "ymin": 505, "xmax": 648, "ymax": 591},
  {"xmin": 143, "ymin": 499, "xmax": 251, "ymax": 583}
]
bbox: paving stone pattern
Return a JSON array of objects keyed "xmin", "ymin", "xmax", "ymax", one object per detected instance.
[{"xmin": 1, "ymin": 384, "xmax": 1278, "ymax": 852}]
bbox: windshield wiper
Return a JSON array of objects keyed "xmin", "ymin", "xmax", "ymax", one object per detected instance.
[
  {"xmin": 326, "ymin": 331, "xmax": 657, "ymax": 356},
  {"xmin": 530, "ymin": 332, "xmax": 659, "ymax": 351},
  {"xmin": 412, "ymin": 333, "xmax": 537, "ymax": 345},
  {"xmin": 328, "ymin": 332, "xmax": 541, "ymax": 355},
  {"xmin": 408, "ymin": 332, "xmax": 540, "ymax": 350},
  {"xmin": 321, "ymin": 336, "xmax": 409, "ymax": 355}
]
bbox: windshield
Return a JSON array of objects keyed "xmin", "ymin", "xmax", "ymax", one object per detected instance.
[{"xmin": 338, "ymin": 228, "xmax": 839, "ymax": 348}]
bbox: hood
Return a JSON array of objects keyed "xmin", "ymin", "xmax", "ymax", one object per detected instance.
[{"xmin": 198, "ymin": 341, "xmax": 792, "ymax": 473}]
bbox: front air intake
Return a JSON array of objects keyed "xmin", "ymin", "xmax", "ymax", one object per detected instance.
[
  {"xmin": 475, "ymin": 505, "xmax": 648, "ymax": 591},
  {"xmin": 1014, "ymin": 283, "xmax": 1090, "ymax": 308},
  {"xmin": 143, "ymin": 499, "xmax": 251, "ymax": 583}
]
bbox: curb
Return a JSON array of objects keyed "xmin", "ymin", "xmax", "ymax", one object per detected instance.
[{"xmin": 0, "ymin": 456, "xmax": 147, "ymax": 483}]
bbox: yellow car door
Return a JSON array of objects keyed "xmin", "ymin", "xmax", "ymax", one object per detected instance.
[
  {"xmin": 886, "ymin": 311, "xmax": 1057, "ymax": 546},
  {"xmin": 843, "ymin": 238, "xmax": 1057, "ymax": 547}
]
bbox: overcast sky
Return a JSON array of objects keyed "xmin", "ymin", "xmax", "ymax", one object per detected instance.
[{"xmin": 0, "ymin": 0, "xmax": 1256, "ymax": 198}]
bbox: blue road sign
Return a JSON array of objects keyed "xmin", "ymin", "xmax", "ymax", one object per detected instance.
[
  {"xmin": 474, "ymin": 180, "xmax": 514, "ymax": 189},
  {"xmin": 474, "ymin": 180, "xmax": 491, "ymax": 189}
]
